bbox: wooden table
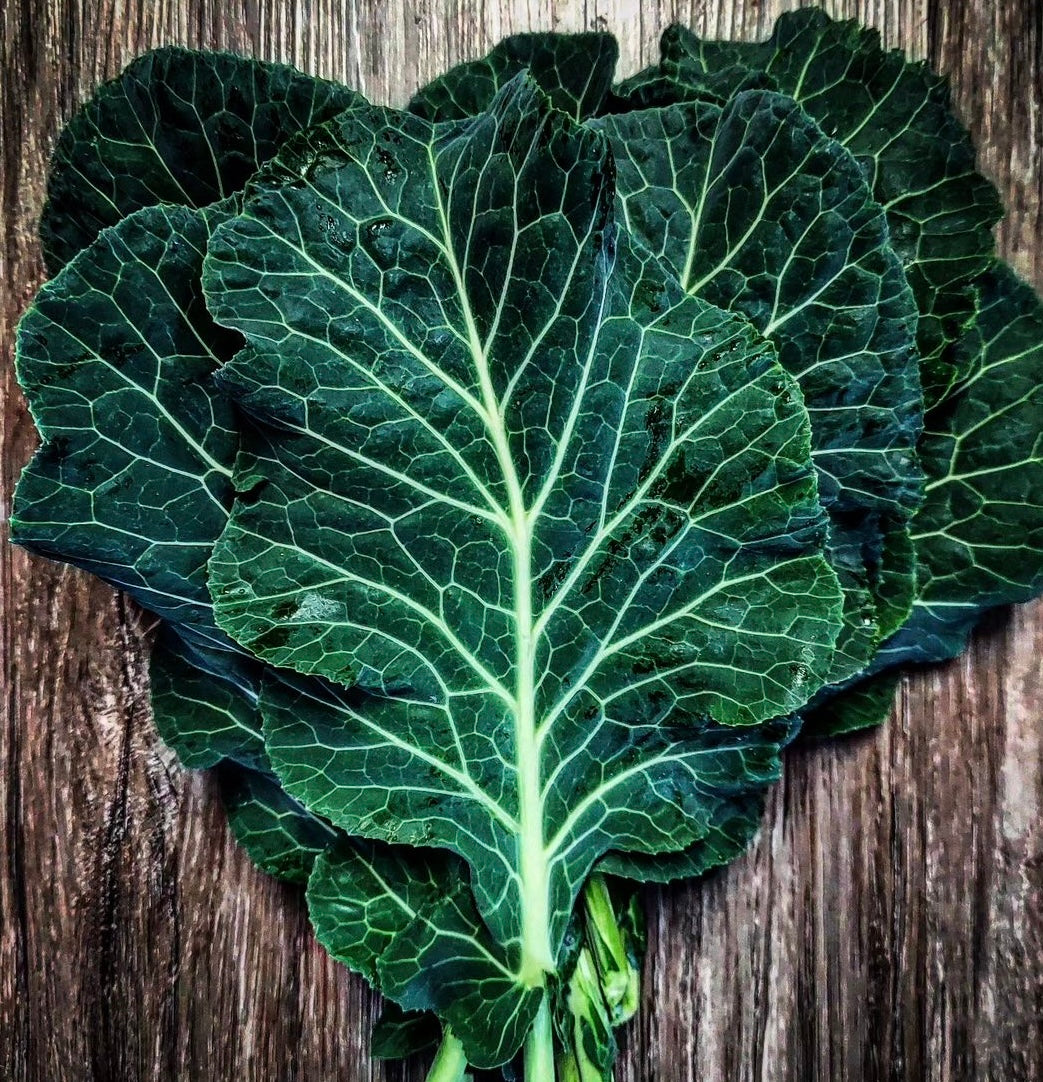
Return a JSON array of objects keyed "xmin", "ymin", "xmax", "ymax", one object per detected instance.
[{"xmin": 2, "ymin": 2, "xmax": 1041, "ymax": 1079}]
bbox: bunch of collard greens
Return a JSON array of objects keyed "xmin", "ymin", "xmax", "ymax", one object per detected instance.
[{"xmin": 12, "ymin": 10, "xmax": 1043, "ymax": 1080}]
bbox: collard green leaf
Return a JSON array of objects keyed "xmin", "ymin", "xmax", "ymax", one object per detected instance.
[
  {"xmin": 12, "ymin": 201, "xmax": 242, "ymax": 642},
  {"xmin": 307, "ymin": 835, "xmax": 445, "ymax": 993},
  {"xmin": 801, "ymin": 671, "xmax": 899, "ymax": 739},
  {"xmin": 875, "ymin": 262, "xmax": 1043, "ymax": 666},
  {"xmin": 157, "ymin": 630, "xmax": 522, "ymax": 1053},
  {"xmin": 10, "ymin": 166, "xmax": 528, "ymax": 1016},
  {"xmin": 873, "ymin": 520, "xmax": 919, "ymax": 642},
  {"xmin": 655, "ymin": 10, "xmax": 1002, "ymax": 401},
  {"xmin": 152, "ymin": 629, "xmax": 339, "ymax": 882},
  {"xmin": 151, "ymin": 627, "xmax": 264, "ymax": 770},
  {"xmin": 409, "ymin": 32, "xmax": 618, "ymax": 122},
  {"xmin": 380, "ymin": 891, "xmax": 541, "ymax": 1071},
  {"xmin": 599, "ymin": 786, "xmax": 765, "ymax": 883},
  {"xmin": 370, "ymin": 1003, "xmax": 441, "ymax": 1061},
  {"xmin": 203, "ymin": 76, "xmax": 843, "ymax": 1052},
  {"xmin": 599, "ymin": 704, "xmax": 793, "ymax": 881},
  {"xmin": 42, "ymin": 48, "xmax": 359, "ymax": 271},
  {"xmin": 11, "ymin": 198, "xmax": 342, "ymax": 884},
  {"xmin": 608, "ymin": 61, "xmax": 770, "ymax": 112},
  {"xmin": 218, "ymin": 762, "xmax": 339, "ymax": 884},
  {"xmin": 309, "ymin": 841, "xmax": 540, "ymax": 1069},
  {"xmin": 592, "ymin": 90, "xmax": 923, "ymax": 680}
]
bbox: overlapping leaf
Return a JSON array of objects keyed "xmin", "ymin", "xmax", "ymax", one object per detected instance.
[
  {"xmin": 873, "ymin": 263, "xmax": 1043, "ymax": 667},
  {"xmin": 409, "ymin": 32, "xmax": 618, "ymax": 122},
  {"xmin": 217, "ymin": 763, "xmax": 340, "ymax": 884},
  {"xmin": 151, "ymin": 627, "xmax": 264, "ymax": 770},
  {"xmin": 309, "ymin": 840, "xmax": 540, "ymax": 1068},
  {"xmin": 11, "ymin": 198, "xmax": 338, "ymax": 881},
  {"xmin": 592, "ymin": 89, "xmax": 923, "ymax": 679},
  {"xmin": 813, "ymin": 263, "xmax": 1043, "ymax": 724},
  {"xmin": 646, "ymin": 9, "xmax": 1002, "ymax": 403},
  {"xmin": 20, "ymin": 49, "xmax": 387, "ymax": 878},
  {"xmin": 802, "ymin": 671, "xmax": 899, "ymax": 739},
  {"xmin": 41, "ymin": 48, "xmax": 359, "ymax": 271},
  {"xmin": 369, "ymin": 1004, "xmax": 441, "ymax": 1061},
  {"xmin": 599, "ymin": 742, "xmax": 781, "ymax": 882},
  {"xmin": 13, "ymin": 202, "xmax": 241, "ymax": 639}
]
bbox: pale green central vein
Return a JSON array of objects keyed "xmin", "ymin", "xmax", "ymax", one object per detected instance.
[{"xmin": 427, "ymin": 144, "xmax": 552, "ymax": 985}]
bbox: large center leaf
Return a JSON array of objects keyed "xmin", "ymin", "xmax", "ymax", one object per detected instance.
[{"xmin": 203, "ymin": 76, "xmax": 844, "ymax": 1010}]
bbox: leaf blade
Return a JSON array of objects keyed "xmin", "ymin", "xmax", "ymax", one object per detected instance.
[
  {"xmin": 656, "ymin": 10, "xmax": 1002, "ymax": 401},
  {"xmin": 42, "ymin": 49, "xmax": 359, "ymax": 271},
  {"xmin": 592, "ymin": 89, "xmax": 923, "ymax": 680},
  {"xmin": 205, "ymin": 78, "xmax": 843, "ymax": 1051}
]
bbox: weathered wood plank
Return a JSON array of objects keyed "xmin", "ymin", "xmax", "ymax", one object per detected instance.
[{"xmin": 1, "ymin": 2, "xmax": 1040, "ymax": 1080}]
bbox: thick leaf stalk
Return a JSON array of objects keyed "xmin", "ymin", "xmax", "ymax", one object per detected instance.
[
  {"xmin": 426, "ymin": 1031, "xmax": 471, "ymax": 1082},
  {"xmin": 525, "ymin": 999, "xmax": 557, "ymax": 1082},
  {"xmin": 582, "ymin": 876, "xmax": 644, "ymax": 1026},
  {"xmin": 556, "ymin": 948, "xmax": 617, "ymax": 1082}
]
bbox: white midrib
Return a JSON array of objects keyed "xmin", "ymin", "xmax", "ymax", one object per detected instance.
[
  {"xmin": 429, "ymin": 163, "xmax": 552, "ymax": 987},
  {"xmin": 480, "ymin": 379, "xmax": 552, "ymax": 988},
  {"xmin": 509, "ymin": 489, "xmax": 552, "ymax": 986}
]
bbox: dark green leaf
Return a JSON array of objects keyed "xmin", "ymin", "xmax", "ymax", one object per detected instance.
[
  {"xmin": 409, "ymin": 33, "xmax": 618, "ymax": 122},
  {"xmin": 13, "ymin": 202, "xmax": 242, "ymax": 643},
  {"xmin": 203, "ymin": 78, "xmax": 842, "ymax": 1057},
  {"xmin": 801, "ymin": 671, "xmax": 899, "ymax": 739},
  {"xmin": 370, "ymin": 1003, "xmax": 441, "ymax": 1061},
  {"xmin": 600, "ymin": 788, "xmax": 766, "ymax": 883},
  {"xmin": 219, "ymin": 762, "xmax": 339, "ymax": 884},
  {"xmin": 309, "ymin": 841, "xmax": 541, "ymax": 1069},
  {"xmin": 152, "ymin": 629, "xmax": 339, "ymax": 883},
  {"xmin": 607, "ymin": 62, "xmax": 769, "ymax": 112},
  {"xmin": 656, "ymin": 10, "xmax": 1002, "ymax": 401},
  {"xmin": 10, "ymin": 201, "xmax": 349, "ymax": 883},
  {"xmin": 593, "ymin": 90, "xmax": 923, "ymax": 679},
  {"xmin": 872, "ymin": 520, "xmax": 919, "ymax": 642},
  {"xmin": 876, "ymin": 262, "xmax": 1043, "ymax": 665},
  {"xmin": 151, "ymin": 627, "xmax": 264, "ymax": 770},
  {"xmin": 42, "ymin": 49, "xmax": 359, "ymax": 271}
]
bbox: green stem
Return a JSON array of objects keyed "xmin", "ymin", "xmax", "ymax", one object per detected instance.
[
  {"xmin": 525, "ymin": 996, "xmax": 556, "ymax": 1082},
  {"xmin": 425, "ymin": 1029, "xmax": 470, "ymax": 1082},
  {"xmin": 582, "ymin": 876, "xmax": 643, "ymax": 1025}
]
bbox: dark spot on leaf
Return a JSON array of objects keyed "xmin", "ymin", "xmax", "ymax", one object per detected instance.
[
  {"xmin": 251, "ymin": 624, "xmax": 292, "ymax": 653},
  {"xmin": 236, "ymin": 480, "xmax": 268, "ymax": 506},
  {"xmin": 538, "ymin": 557, "xmax": 574, "ymax": 601}
]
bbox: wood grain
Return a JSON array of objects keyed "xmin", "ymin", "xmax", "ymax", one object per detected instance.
[{"xmin": 1, "ymin": 2, "xmax": 1040, "ymax": 1080}]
